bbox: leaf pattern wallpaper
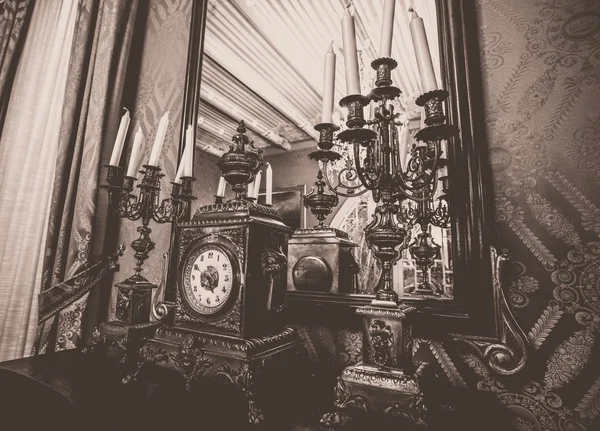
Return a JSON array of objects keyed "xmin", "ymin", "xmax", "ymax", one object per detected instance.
[
  {"xmin": 475, "ymin": 0, "xmax": 600, "ymax": 428},
  {"xmin": 111, "ymin": 0, "xmax": 600, "ymax": 429}
]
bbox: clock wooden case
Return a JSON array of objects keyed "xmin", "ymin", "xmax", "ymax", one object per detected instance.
[{"xmin": 173, "ymin": 200, "xmax": 291, "ymax": 338}]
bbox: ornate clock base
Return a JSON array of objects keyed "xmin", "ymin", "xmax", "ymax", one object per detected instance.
[
  {"xmin": 127, "ymin": 325, "xmax": 304, "ymax": 426},
  {"xmin": 320, "ymin": 365, "xmax": 427, "ymax": 429}
]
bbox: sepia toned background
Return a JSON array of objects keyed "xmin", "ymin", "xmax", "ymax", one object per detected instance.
[{"xmin": 115, "ymin": 0, "xmax": 600, "ymax": 429}]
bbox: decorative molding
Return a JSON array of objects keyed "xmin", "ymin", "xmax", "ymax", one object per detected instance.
[
  {"xmin": 341, "ymin": 366, "xmax": 421, "ymax": 394},
  {"xmin": 356, "ymin": 304, "xmax": 416, "ymax": 320},
  {"xmin": 453, "ymin": 246, "xmax": 530, "ymax": 376},
  {"xmin": 169, "ymin": 335, "xmax": 213, "ymax": 390},
  {"xmin": 156, "ymin": 326, "xmax": 297, "ymax": 354}
]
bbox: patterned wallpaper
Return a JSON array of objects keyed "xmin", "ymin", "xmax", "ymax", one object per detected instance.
[
  {"xmin": 111, "ymin": 0, "xmax": 192, "ymax": 318},
  {"xmin": 109, "ymin": 0, "xmax": 600, "ymax": 428},
  {"xmin": 472, "ymin": 0, "xmax": 600, "ymax": 429}
]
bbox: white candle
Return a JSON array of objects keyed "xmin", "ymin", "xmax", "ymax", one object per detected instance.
[
  {"xmin": 126, "ymin": 128, "xmax": 143, "ymax": 178},
  {"xmin": 148, "ymin": 111, "xmax": 170, "ymax": 166},
  {"xmin": 266, "ymin": 163, "xmax": 273, "ymax": 205},
  {"xmin": 399, "ymin": 122, "xmax": 410, "ymax": 171},
  {"xmin": 216, "ymin": 176, "xmax": 226, "ymax": 197},
  {"xmin": 253, "ymin": 171, "xmax": 262, "ymax": 199},
  {"xmin": 184, "ymin": 124, "xmax": 194, "ymax": 177},
  {"xmin": 409, "ymin": 7, "xmax": 438, "ymax": 92},
  {"xmin": 379, "ymin": 0, "xmax": 396, "ymax": 58},
  {"xmin": 341, "ymin": 6, "xmax": 361, "ymax": 95},
  {"xmin": 109, "ymin": 109, "xmax": 130, "ymax": 166},
  {"xmin": 321, "ymin": 43, "xmax": 336, "ymax": 123},
  {"xmin": 174, "ymin": 139, "xmax": 189, "ymax": 183}
]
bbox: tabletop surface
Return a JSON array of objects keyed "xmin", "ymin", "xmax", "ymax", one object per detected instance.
[
  {"xmin": 0, "ymin": 350, "xmax": 514, "ymax": 431},
  {"xmin": 0, "ymin": 349, "xmax": 328, "ymax": 431}
]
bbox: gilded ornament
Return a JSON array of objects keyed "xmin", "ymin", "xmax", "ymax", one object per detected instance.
[
  {"xmin": 170, "ymin": 335, "xmax": 213, "ymax": 390},
  {"xmin": 368, "ymin": 320, "xmax": 394, "ymax": 368}
]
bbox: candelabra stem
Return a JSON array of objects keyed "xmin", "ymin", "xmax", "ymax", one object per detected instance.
[
  {"xmin": 131, "ymin": 221, "xmax": 154, "ymax": 278},
  {"xmin": 365, "ymin": 190, "xmax": 406, "ymax": 306},
  {"xmin": 409, "ymin": 227, "xmax": 441, "ymax": 296}
]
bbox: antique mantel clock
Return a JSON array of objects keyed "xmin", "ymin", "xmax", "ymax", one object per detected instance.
[{"xmin": 125, "ymin": 121, "xmax": 303, "ymax": 425}]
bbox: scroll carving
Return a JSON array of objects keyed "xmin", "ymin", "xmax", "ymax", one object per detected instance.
[
  {"xmin": 320, "ymin": 378, "xmax": 369, "ymax": 429},
  {"xmin": 454, "ymin": 246, "xmax": 531, "ymax": 376},
  {"xmin": 170, "ymin": 334, "xmax": 213, "ymax": 390},
  {"xmin": 369, "ymin": 320, "xmax": 394, "ymax": 368}
]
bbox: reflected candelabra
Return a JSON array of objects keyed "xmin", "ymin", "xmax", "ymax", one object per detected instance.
[
  {"xmin": 307, "ymin": 57, "xmax": 457, "ymax": 302},
  {"xmin": 102, "ymin": 164, "xmax": 195, "ymax": 323}
]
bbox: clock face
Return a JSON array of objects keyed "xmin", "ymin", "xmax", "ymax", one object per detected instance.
[{"xmin": 182, "ymin": 243, "xmax": 237, "ymax": 315}]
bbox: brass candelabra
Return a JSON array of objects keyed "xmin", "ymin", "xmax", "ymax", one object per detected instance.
[
  {"xmin": 306, "ymin": 57, "xmax": 457, "ymax": 303},
  {"xmin": 102, "ymin": 163, "xmax": 195, "ymax": 324}
]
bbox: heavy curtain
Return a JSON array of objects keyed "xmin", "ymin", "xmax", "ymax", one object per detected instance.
[
  {"xmin": 0, "ymin": 0, "xmax": 78, "ymax": 362},
  {"xmin": 0, "ymin": 0, "xmax": 35, "ymax": 133},
  {"xmin": 32, "ymin": 0, "xmax": 139, "ymax": 355}
]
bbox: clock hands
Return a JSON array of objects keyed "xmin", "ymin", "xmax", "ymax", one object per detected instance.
[{"xmin": 200, "ymin": 265, "xmax": 219, "ymax": 293}]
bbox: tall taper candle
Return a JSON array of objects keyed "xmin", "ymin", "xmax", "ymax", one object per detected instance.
[
  {"xmin": 253, "ymin": 171, "xmax": 262, "ymax": 199},
  {"xmin": 174, "ymin": 139, "xmax": 190, "ymax": 183},
  {"xmin": 265, "ymin": 163, "xmax": 273, "ymax": 205},
  {"xmin": 216, "ymin": 176, "xmax": 226, "ymax": 197},
  {"xmin": 148, "ymin": 111, "xmax": 170, "ymax": 166},
  {"xmin": 126, "ymin": 128, "xmax": 143, "ymax": 178},
  {"xmin": 399, "ymin": 122, "xmax": 410, "ymax": 171},
  {"xmin": 184, "ymin": 125, "xmax": 194, "ymax": 177},
  {"xmin": 341, "ymin": 5, "xmax": 361, "ymax": 95},
  {"xmin": 321, "ymin": 43, "xmax": 336, "ymax": 123},
  {"xmin": 109, "ymin": 109, "xmax": 130, "ymax": 166},
  {"xmin": 409, "ymin": 7, "xmax": 438, "ymax": 92},
  {"xmin": 379, "ymin": 0, "xmax": 396, "ymax": 58}
]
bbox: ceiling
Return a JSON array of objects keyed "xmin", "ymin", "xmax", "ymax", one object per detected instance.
[{"xmin": 197, "ymin": 0, "xmax": 440, "ymax": 157}]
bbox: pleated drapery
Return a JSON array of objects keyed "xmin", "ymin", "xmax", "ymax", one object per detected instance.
[
  {"xmin": 0, "ymin": 0, "xmax": 35, "ymax": 134},
  {"xmin": 33, "ymin": 0, "xmax": 139, "ymax": 355},
  {"xmin": 0, "ymin": 0, "xmax": 78, "ymax": 362}
]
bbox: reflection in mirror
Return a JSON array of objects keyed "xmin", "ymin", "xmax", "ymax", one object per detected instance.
[{"xmin": 192, "ymin": 0, "xmax": 451, "ymax": 298}]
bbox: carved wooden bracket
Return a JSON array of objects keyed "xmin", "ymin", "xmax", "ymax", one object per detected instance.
[{"xmin": 453, "ymin": 246, "xmax": 532, "ymax": 376}]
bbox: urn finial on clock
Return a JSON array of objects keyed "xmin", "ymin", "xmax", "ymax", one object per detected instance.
[{"xmin": 217, "ymin": 120, "xmax": 264, "ymax": 201}]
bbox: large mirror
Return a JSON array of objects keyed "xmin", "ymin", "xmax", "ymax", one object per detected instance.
[{"xmin": 173, "ymin": 0, "xmax": 502, "ymax": 341}]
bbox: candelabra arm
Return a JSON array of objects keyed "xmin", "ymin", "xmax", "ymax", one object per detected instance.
[
  {"xmin": 321, "ymin": 161, "xmax": 369, "ymax": 198},
  {"xmin": 352, "ymin": 141, "xmax": 380, "ymax": 192}
]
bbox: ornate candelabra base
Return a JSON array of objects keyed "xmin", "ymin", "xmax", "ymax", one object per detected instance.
[
  {"xmin": 114, "ymin": 274, "xmax": 158, "ymax": 325},
  {"xmin": 321, "ymin": 303, "xmax": 430, "ymax": 429}
]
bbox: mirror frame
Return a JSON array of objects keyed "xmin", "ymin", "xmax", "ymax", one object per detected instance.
[{"xmin": 168, "ymin": 0, "xmax": 521, "ymax": 345}]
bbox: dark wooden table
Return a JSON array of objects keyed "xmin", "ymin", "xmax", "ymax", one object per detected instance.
[
  {"xmin": 0, "ymin": 350, "xmax": 513, "ymax": 431},
  {"xmin": 0, "ymin": 350, "xmax": 329, "ymax": 431}
]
